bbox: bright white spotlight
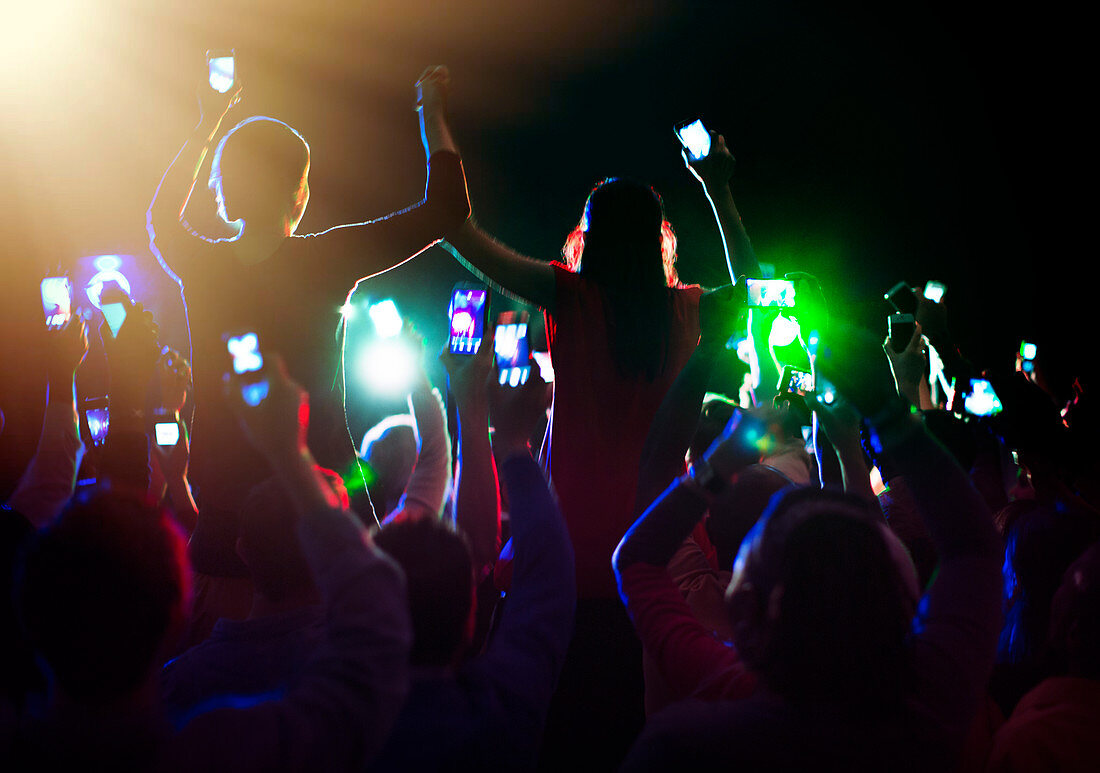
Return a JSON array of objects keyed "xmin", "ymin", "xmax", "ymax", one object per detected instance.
[
  {"xmin": 369, "ymin": 300, "xmax": 403, "ymax": 338},
  {"xmin": 769, "ymin": 315, "xmax": 801, "ymax": 348},
  {"xmin": 358, "ymin": 339, "xmax": 417, "ymax": 396}
]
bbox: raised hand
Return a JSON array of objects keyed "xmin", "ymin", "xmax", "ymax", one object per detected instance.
[
  {"xmin": 226, "ymin": 353, "xmax": 308, "ymax": 463},
  {"xmin": 45, "ymin": 316, "xmax": 89, "ymax": 394},
  {"xmin": 489, "ymin": 362, "xmax": 548, "ymax": 460},
  {"xmin": 416, "ymin": 65, "xmax": 458, "ymax": 157},
  {"xmin": 685, "ymin": 131, "xmax": 736, "ymax": 191},
  {"xmin": 882, "ymin": 321, "xmax": 926, "ymax": 407},
  {"xmin": 102, "ymin": 303, "xmax": 161, "ymax": 417},
  {"xmin": 416, "ymin": 65, "xmax": 450, "ymax": 116},
  {"xmin": 439, "ymin": 321, "xmax": 495, "ymax": 408},
  {"xmin": 698, "ymin": 282, "xmax": 745, "ymax": 352}
]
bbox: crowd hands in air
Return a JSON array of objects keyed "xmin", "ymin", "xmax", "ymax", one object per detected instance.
[{"xmin": 1, "ymin": 62, "xmax": 1097, "ymax": 773}]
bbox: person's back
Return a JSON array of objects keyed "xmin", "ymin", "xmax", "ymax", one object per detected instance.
[
  {"xmin": 160, "ymin": 476, "xmax": 328, "ymax": 720},
  {"xmin": 147, "ymin": 73, "xmax": 469, "ymax": 532}
]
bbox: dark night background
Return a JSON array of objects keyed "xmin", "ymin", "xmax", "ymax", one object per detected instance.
[{"xmin": 0, "ymin": 0, "xmax": 1087, "ymax": 494}]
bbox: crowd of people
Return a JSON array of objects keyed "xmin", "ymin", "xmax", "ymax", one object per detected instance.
[{"xmin": 1, "ymin": 64, "xmax": 1097, "ymax": 771}]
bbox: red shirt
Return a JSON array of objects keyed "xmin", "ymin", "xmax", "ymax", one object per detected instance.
[{"xmin": 544, "ymin": 264, "xmax": 702, "ymax": 598}]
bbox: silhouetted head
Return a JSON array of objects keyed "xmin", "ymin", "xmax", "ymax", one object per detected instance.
[
  {"xmin": 562, "ymin": 177, "xmax": 678, "ymax": 288},
  {"xmin": 374, "ymin": 518, "xmax": 475, "ymax": 668},
  {"xmin": 706, "ymin": 465, "xmax": 793, "ymax": 571},
  {"xmin": 1047, "ymin": 541, "xmax": 1100, "ymax": 678},
  {"xmin": 688, "ymin": 394, "xmax": 739, "ymax": 465},
  {"xmin": 360, "ymin": 416, "xmax": 418, "ymax": 516},
  {"xmin": 210, "ymin": 116, "xmax": 311, "ymax": 237},
  {"xmin": 998, "ymin": 499, "xmax": 1100, "ymax": 665},
  {"xmin": 16, "ymin": 488, "xmax": 190, "ymax": 704},
  {"xmin": 560, "ymin": 178, "xmax": 680, "ymax": 379},
  {"xmin": 236, "ymin": 474, "xmax": 337, "ymax": 605},
  {"xmin": 725, "ymin": 486, "xmax": 919, "ymax": 709}
]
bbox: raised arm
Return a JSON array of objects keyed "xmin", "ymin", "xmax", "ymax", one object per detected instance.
[
  {"xmin": 147, "ymin": 78, "xmax": 242, "ymax": 272},
  {"xmin": 170, "ymin": 355, "xmax": 411, "ymax": 772},
  {"xmin": 817, "ymin": 322, "xmax": 1001, "ymax": 749},
  {"xmin": 685, "ymin": 131, "xmax": 761, "ymax": 282},
  {"xmin": 811, "ymin": 398, "xmax": 877, "ymax": 505},
  {"xmin": 416, "ymin": 66, "xmax": 556, "ymax": 309},
  {"xmin": 471, "ymin": 367, "xmax": 573, "ymax": 761},
  {"xmin": 152, "ymin": 352, "xmax": 199, "ymax": 535},
  {"xmin": 6, "ymin": 319, "xmax": 89, "ymax": 527},
  {"xmin": 98, "ymin": 305, "xmax": 162, "ymax": 493},
  {"xmin": 613, "ymin": 410, "xmax": 766, "ymax": 703},
  {"xmin": 440, "ymin": 329, "xmax": 502, "ymax": 574}
]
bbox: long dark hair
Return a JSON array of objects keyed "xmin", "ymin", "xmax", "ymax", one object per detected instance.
[
  {"xmin": 732, "ymin": 488, "xmax": 914, "ymax": 711},
  {"xmin": 561, "ymin": 178, "xmax": 680, "ymax": 381}
]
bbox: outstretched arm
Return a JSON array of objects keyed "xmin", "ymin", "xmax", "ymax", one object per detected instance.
[
  {"xmin": 635, "ymin": 284, "xmax": 743, "ymax": 512},
  {"xmin": 147, "ymin": 79, "xmax": 242, "ymax": 272},
  {"xmin": 470, "ymin": 369, "xmax": 573, "ymax": 763},
  {"xmin": 6, "ymin": 319, "xmax": 89, "ymax": 527},
  {"xmin": 685, "ymin": 131, "xmax": 761, "ymax": 282},
  {"xmin": 441, "ymin": 328, "xmax": 502, "ymax": 574},
  {"xmin": 416, "ymin": 66, "xmax": 556, "ymax": 309}
]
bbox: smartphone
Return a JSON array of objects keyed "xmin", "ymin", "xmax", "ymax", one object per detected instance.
[
  {"xmin": 154, "ymin": 421, "xmax": 180, "ymax": 447},
  {"xmin": 82, "ymin": 397, "xmax": 110, "ymax": 448},
  {"xmin": 494, "ymin": 311, "xmax": 531, "ymax": 387},
  {"xmin": 40, "ymin": 277, "xmax": 73, "ymax": 330},
  {"xmin": 224, "ymin": 331, "xmax": 268, "ymax": 406},
  {"xmin": 884, "ymin": 281, "xmax": 918, "ymax": 315},
  {"xmin": 674, "ymin": 118, "xmax": 711, "ymax": 162},
  {"xmin": 923, "ymin": 280, "xmax": 946, "ymax": 303},
  {"xmin": 958, "ymin": 377, "xmax": 1004, "ymax": 417},
  {"xmin": 779, "ymin": 365, "xmax": 815, "ymax": 396},
  {"xmin": 887, "ymin": 313, "xmax": 916, "ymax": 353},
  {"xmin": 448, "ymin": 284, "xmax": 488, "ymax": 354},
  {"xmin": 207, "ymin": 50, "xmax": 235, "ymax": 94},
  {"xmin": 745, "ymin": 278, "xmax": 797, "ymax": 308},
  {"xmin": 99, "ymin": 280, "xmax": 131, "ymax": 338}
]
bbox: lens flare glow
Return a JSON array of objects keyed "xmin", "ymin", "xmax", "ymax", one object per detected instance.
[
  {"xmin": 769, "ymin": 315, "xmax": 801, "ymax": 348},
  {"xmin": 358, "ymin": 340, "xmax": 417, "ymax": 396}
]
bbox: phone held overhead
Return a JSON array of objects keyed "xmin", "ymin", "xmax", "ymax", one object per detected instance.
[
  {"xmin": 449, "ymin": 283, "xmax": 488, "ymax": 355},
  {"xmin": 675, "ymin": 118, "xmax": 711, "ymax": 162}
]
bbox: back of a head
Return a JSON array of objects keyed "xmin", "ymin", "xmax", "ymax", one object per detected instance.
[
  {"xmin": 237, "ymin": 478, "xmax": 317, "ymax": 604},
  {"xmin": 1000, "ymin": 499, "xmax": 1100, "ymax": 664},
  {"xmin": 374, "ymin": 518, "xmax": 474, "ymax": 667},
  {"xmin": 688, "ymin": 394, "xmax": 739, "ymax": 465},
  {"xmin": 561, "ymin": 178, "xmax": 679, "ymax": 380},
  {"xmin": 16, "ymin": 488, "xmax": 190, "ymax": 704},
  {"xmin": 210, "ymin": 116, "xmax": 309, "ymax": 228},
  {"xmin": 730, "ymin": 487, "xmax": 913, "ymax": 710},
  {"xmin": 361, "ymin": 416, "xmax": 418, "ymax": 513},
  {"xmin": 706, "ymin": 465, "xmax": 792, "ymax": 571}
]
